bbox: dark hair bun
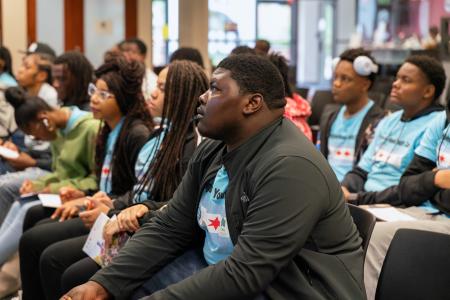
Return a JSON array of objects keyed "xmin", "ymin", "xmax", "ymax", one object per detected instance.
[{"xmin": 5, "ymin": 87, "xmax": 27, "ymax": 109}]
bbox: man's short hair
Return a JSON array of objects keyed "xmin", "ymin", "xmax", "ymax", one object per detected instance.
[
  {"xmin": 217, "ymin": 54, "xmax": 286, "ymax": 109},
  {"xmin": 124, "ymin": 38, "xmax": 147, "ymax": 56},
  {"xmin": 339, "ymin": 48, "xmax": 377, "ymax": 88},
  {"xmin": 405, "ymin": 55, "xmax": 447, "ymax": 101}
]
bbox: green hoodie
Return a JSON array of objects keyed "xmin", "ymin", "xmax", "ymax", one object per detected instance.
[{"xmin": 32, "ymin": 108, "xmax": 99, "ymax": 193}]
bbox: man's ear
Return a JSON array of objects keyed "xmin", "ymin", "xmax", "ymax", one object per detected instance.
[
  {"xmin": 243, "ymin": 93, "xmax": 263, "ymax": 115},
  {"xmin": 423, "ymin": 84, "xmax": 436, "ymax": 102}
]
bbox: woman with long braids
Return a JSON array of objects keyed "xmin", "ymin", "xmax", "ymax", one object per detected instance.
[
  {"xmin": 20, "ymin": 60, "xmax": 208, "ymax": 300},
  {"xmin": 19, "ymin": 55, "xmax": 153, "ymax": 300}
]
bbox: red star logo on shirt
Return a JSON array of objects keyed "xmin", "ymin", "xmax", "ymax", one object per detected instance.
[
  {"xmin": 336, "ymin": 150, "xmax": 341, "ymax": 156},
  {"xmin": 208, "ymin": 217, "xmax": 220, "ymax": 230},
  {"xmin": 440, "ymin": 155, "xmax": 445, "ymax": 162},
  {"xmin": 344, "ymin": 151, "xmax": 350, "ymax": 156}
]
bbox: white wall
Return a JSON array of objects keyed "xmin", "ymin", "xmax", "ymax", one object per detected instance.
[
  {"xmin": 335, "ymin": 0, "xmax": 357, "ymax": 55},
  {"xmin": 37, "ymin": 0, "xmax": 64, "ymax": 56},
  {"xmin": 84, "ymin": 0, "xmax": 125, "ymax": 67},
  {"xmin": 1, "ymin": 0, "xmax": 27, "ymax": 74}
]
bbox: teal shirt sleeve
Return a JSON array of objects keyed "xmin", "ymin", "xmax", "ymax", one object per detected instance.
[{"xmin": 415, "ymin": 112, "xmax": 446, "ymax": 162}]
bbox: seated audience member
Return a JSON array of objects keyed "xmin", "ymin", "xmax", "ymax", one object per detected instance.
[
  {"xmin": 17, "ymin": 48, "xmax": 57, "ymax": 106},
  {"xmin": 120, "ymin": 38, "xmax": 157, "ymax": 99},
  {"xmin": 169, "ymin": 47, "xmax": 204, "ymax": 68},
  {"xmin": 52, "ymin": 51, "xmax": 94, "ymax": 110},
  {"xmin": 268, "ymin": 53, "xmax": 312, "ymax": 141},
  {"xmin": 399, "ymin": 108, "xmax": 450, "ymax": 213},
  {"xmin": 230, "ymin": 45, "xmax": 256, "ymax": 56},
  {"xmin": 254, "ymin": 39, "xmax": 271, "ymax": 55},
  {"xmin": 0, "ymin": 51, "xmax": 58, "ymax": 176},
  {"xmin": 63, "ymin": 54, "xmax": 365, "ymax": 300},
  {"xmin": 19, "ymin": 55, "xmax": 153, "ymax": 300},
  {"xmin": 319, "ymin": 48, "xmax": 385, "ymax": 181},
  {"xmin": 0, "ymin": 46, "xmax": 19, "ymax": 143},
  {"xmin": 363, "ymin": 103, "xmax": 450, "ymax": 300},
  {"xmin": 0, "ymin": 46, "xmax": 17, "ymax": 87},
  {"xmin": 342, "ymin": 55, "xmax": 445, "ymax": 205},
  {"xmin": 21, "ymin": 61, "xmax": 208, "ymax": 300},
  {"xmin": 0, "ymin": 87, "xmax": 99, "ymax": 265}
]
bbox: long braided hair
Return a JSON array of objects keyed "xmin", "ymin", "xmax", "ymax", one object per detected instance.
[
  {"xmin": 135, "ymin": 60, "xmax": 208, "ymax": 202},
  {"xmin": 95, "ymin": 55, "xmax": 153, "ymax": 195}
]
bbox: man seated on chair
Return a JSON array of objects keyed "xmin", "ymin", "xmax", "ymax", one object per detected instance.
[
  {"xmin": 341, "ymin": 55, "xmax": 445, "ymax": 206},
  {"xmin": 342, "ymin": 55, "xmax": 450, "ymax": 300},
  {"xmin": 319, "ymin": 48, "xmax": 385, "ymax": 182},
  {"xmin": 62, "ymin": 54, "xmax": 366, "ymax": 300}
]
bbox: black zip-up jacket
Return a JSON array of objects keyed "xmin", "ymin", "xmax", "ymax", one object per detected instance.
[
  {"xmin": 91, "ymin": 118, "xmax": 365, "ymax": 300},
  {"xmin": 342, "ymin": 104, "xmax": 444, "ymax": 205},
  {"xmin": 398, "ymin": 109, "xmax": 450, "ymax": 214},
  {"xmin": 319, "ymin": 102, "xmax": 385, "ymax": 165}
]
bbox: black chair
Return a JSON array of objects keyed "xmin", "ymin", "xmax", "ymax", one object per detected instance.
[
  {"xmin": 347, "ymin": 204, "xmax": 376, "ymax": 258},
  {"xmin": 295, "ymin": 87, "xmax": 309, "ymax": 99},
  {"xmin": 308, "ymin": 90, "xmax": 335, "ymax": 128},
  {"xmin": 368, "ymin": 91, "xmax": 387, "ymax": 108},
  {"xmin": 375, "ymin": 229, "xmax": 450, "ymax": 300}
]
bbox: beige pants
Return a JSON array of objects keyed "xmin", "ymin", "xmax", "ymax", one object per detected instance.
[
  {"xmin": 0, "ymin": 252, "xmax": 20, "ymax": 298},
  {"xmin": 364, "ymin": 207, "xmax": 450, "ymax": 300}
]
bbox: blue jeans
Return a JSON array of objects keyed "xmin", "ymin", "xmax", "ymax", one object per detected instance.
[
  {"xmin": 0, "ymin": 197, "xmax": 41, "ymax": 265},
  {"xmin": 132, "ymin": 249, "xmax": 267, "ymax": 300},
  {"xmin": 0, "ymin": 167, "xmax": 50, "ymax": 225}
]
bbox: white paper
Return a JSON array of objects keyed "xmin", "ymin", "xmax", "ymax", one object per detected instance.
[
  {"xmin": 365, "ymin": 207, "xmax": 416, "ymax": 222},
  {"xmin": 83, "ymin": 213, "xmax": 111, "ymax": 266},
  {"xmin": 0, "ymin": 146, "xmax": 19, "ymax": 159},
  {"xmin": 38, "ymin": 193, "xmax": 62, "ymax": 208}
]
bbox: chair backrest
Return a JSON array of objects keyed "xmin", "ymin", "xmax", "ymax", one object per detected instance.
[
  {"xmin": 347, "ymin": 203, "xmax": 376, "ymax": 257},
  {"xmin": 375, "ymin": 229, "xmax": 450, "ymax": 300},
  {"xmin": 295, "ymin": 87, "xmax": 309, "ymax": 99},
  {"xmin": 308, "ymin": 90, "xmax": 335, "ymax": 127}
]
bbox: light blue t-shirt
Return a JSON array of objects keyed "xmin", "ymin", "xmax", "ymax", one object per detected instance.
[
  {"xmin": 131, "ymin": 129, "xmax": 166, "ymax": 203},
  {"xmin": 414, "ymin": 111, "xmax": 450, "ymax": 216},
  {"xmin": 359, "ymin": 110, "xmax": 442, "ymax": 192},
  {"xmin": 0, "ymin": 73, "xmax": 17, "ymax": 87},
  {"xmin": 328, "ymin": 100, "xmax": 374, "ymax": 181},
  {"xmin": 197, "ymin": 166, "xmax": 233, "ymax": 265},
  {"xmin": 99, "ymin": 118, "xmax": 125, "ymax": 194},
  {"xmin": 61, "ymin": 106, "xmax": 89, "ymax": 136}
]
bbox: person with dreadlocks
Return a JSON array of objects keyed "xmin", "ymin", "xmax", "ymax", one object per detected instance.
[
  {"xmin": 63, "ymin": 54, "xmax": 365, "ymax": 300},
  {"xmin": 18, "ymin": 55, "xmax": 153, "ymax": 300},
  {"xmin": 52, "ymin": 51, "xmax": 94, "ymax": 110},
  {"xmin": 22, "ymin": 60, "xmax": 207, "ymax": 300}
]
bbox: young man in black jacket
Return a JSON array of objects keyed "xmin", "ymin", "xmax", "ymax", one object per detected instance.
[
  {"xmin": 319, "ymin": 48, "xmax": 385, "ymax": 182},
  {"xmin": 63, "ymin": 54, "xmax": 365, "ymax": 300},
  {"xmin": 342, "ymin": 55, "xmax": 445, "ymax": 206}
]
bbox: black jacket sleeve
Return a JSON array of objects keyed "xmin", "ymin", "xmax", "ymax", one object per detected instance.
[
  {"xmin": 26, "ymin": 148, "xmax": 52, "ymax": 171},
  {"xmin": 342, "ymin": 166, "xmax": 401, "ymax": 205},
  {"xmin": 341, "ymin": 166, "xmax": 367, "ymax": 192},
  {"xmin": 398, "ymin": 154, "xmax": 441, "ymax": 207},
  {"xmin": 90, "ymin": 152, "xmax": 202, "ymax": 299}
]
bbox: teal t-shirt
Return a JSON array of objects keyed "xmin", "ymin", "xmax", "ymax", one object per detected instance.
[
  {"xmin": 197, "ymin": 166, "xmax": 234, "ymax": 265},
  {"xmin": 99, "ymin": 118, "xmax": 125, "ymax": 194},
  {"xmin": 359, "ymin": 110, "xmax": 441, "ymax": 192},
  {"xmin": 414, "ymin": 111, "xmax": 450, "ymax": 216},
  {"xmin": 328, "ymin": 100, "xmax": 374, "ymax": 181}
]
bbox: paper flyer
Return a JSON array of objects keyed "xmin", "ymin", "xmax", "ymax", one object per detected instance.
[
  {"xmin": 0, "ymin": 146, "xmax": 19, "ymax": 159},
  {"xmin": 83, "ymin": 213, "xmax": 129, "ymax": 267},
  {"xmin": 38, "ymin": 193, "xmax": 62, "ymax": 208}
]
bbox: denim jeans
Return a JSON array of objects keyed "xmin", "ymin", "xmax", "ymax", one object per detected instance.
[{"xmin": 132, "ymin": 249, "xmax": 267, "ymax": 300}]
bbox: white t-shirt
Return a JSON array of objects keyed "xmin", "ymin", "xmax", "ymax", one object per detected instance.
[{"xmin": 38, "ymin": 83, "xmax": 58, "ymax": 108}]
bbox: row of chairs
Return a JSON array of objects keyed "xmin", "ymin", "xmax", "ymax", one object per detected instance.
[{"xmin": 347, "ymin": 204, "xmax": 450, "ymax": 300}]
